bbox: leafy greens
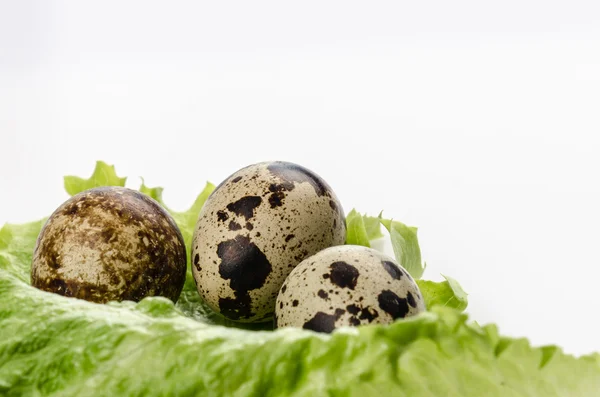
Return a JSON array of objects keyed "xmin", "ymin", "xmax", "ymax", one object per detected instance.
[{"xmin": 0, "ymin": 161, "xmax": 598, "ymax": 396}]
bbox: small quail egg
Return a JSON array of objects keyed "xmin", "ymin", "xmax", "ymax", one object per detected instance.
[
  {"xmin": 275, "ymin": 245, "xmax": 425, "ymax": 332},
  {"xmin": 192, "ymin": 161, "xmax": 346, "ymax": 323},
  {"xmin": 31, "ymin": 186, "xmax": 187, "ymax": 303}
]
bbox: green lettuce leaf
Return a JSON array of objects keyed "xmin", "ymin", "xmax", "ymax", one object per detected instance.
[
  {"xmin": 1, "ymin": 162, "xmax": 599, "ymax": 396},
  {"xmin": 363, "ymin": 214, "xmax": 384, "ymax": 240},
  {"xmin": 379, "ymin": 218, "xmax": 426, "ymax": 279},
  {"xmin": 345, "ymin": 212, "xmax": 384, "ymax": 245},
  {"xmin": 344, "ymin": 210, "xmax": 466, "ymax": 312},
  {"xmin": 64, "ymin": 161, "xmax": 127, "ymax": 196},
  {"xmin": 344, "ymin": 210, "xmax": 426, "ymax": 280},
  {"xmin": 0, "ymin": 219, "xmax": 47, "ymax": 283},
  {"xmin": 416, "ymin": 275, "xmax": 469, "ymax": 311},
  {"xmin": 345, "ymin": 209, "xmax": 371, "ymax": 247},
  {"xmin": 1, "ymin": 271, "xmax": 599, "ymax": 396},
  {"xmin": 138, "ymin": 178, "xmax": 215, "ymax": 252}
]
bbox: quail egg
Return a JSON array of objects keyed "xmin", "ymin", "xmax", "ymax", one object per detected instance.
[
  {"xmin": 275, "ymin": 245, "xmax": 425, "ymax": 332},
  {"xmin": 191, "ymin": 161, "xmax": 346, "ymax": 323},
  {"xmin": 31, "ymin": 186, "xmax": 187, "ymax": 303}
]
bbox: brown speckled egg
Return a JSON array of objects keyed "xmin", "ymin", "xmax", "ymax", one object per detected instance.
[
  {"xmin": 31, "ymin": 187, "xmax": 187, "ymax": 303},
  {"xmin": 191, "ymin": 161, "xmax": 346, "ymax": 323},
  {"xmin": 275, "ymin": 245, "xmax": 425, "ymax": 333}
]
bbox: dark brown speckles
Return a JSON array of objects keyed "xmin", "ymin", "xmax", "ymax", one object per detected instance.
[
  {"xmin": 329, "ymin": 200, "xmax": 338, "ymax": 211},
  {"xmin": 302, "ymin": 308, "xmax": 345, "ymax": 333},
  {"xmin": 245, "ymin": 222, "xmax": 253, "ymax": 231},
  {"xmin": 45, "ymin": 249, "xmax": 60, "ymax": 270},
  {"xmin": 268, "ymin": 192, "xmax": 285, "ymax": 208},
  {"xmin": 359, "ymin": 307, "xmax": 379, "ymax": 322},
  {"xmin": 378, "ymin": 289, "xmax": 410, "ymax": 319},
  {"xmin": 45, "ymin": 278, "xmax": 68, "ymax": 294},
  {"xmin": 285, "ymin": 234, "xmax": 295, "ymax": 242},
  {"xmin": 194, "ymin": 253, "xmax": 201, "ymax": 272},
  {"xmin": 269, "ymin": 182, "xmax": 295, "ymax": 192},
  {"xmin": 317, "ymin": 289, "xmax": 329, "ymax": 300},
  {"xmin": 267, "ymin": 182, "xmax": 294, "ymax": 208},
  {"xmin": 31, "ymin": 186, "xmax": 186, "ymax": 304},
  {"xmin": 219, "ymin": 294, "xmax": 253, "ymax": 321},
  {"xmin": 226, "ymin": 196, "xmax": 262, "ymax": 220},
  {"xmin": 267, "ymin": 161, "xmax": 330, "ymax": 197},
  {"xmin": 381, "ymin": 260, "xmax": 403, "ymax": 280},
  {"xmin": 328, "ymin": 261, "xmax": 359, "ymax": 290},
  {"xmin": 407, "ymin": 291, "xmax": 417, "ymax": 308},
  {"xmin": 100, "ymin": 227, "xmax": 117, "ymax": 243},
  {"xmin": 293, "ymin": 253, "xmax": 306, "ymax": 261},
  {"xmin": 232, "ymin": 176, "xmax": 243, "ymax": 183},
  {"xmin": 217, "ymin": 210, "xmax": 229, "ymax": 222},
  {"xmin": 292, "ymin": 299, "xmax": 299, "ymax": 307},
  {"xmin": 216, "ymin": 235, "xmax": 272, "ymax": 320},
  {"xmin": 64, "ymin": 203, "xmax": 79, "ymax": 216},
  {"xmin": 228, "ymin": 221, "xmax": 242, "ymax": 231},
  {"xmin": 217, "ymin": 235, "xmax": 272, "ymax": 292},
  {"xmin": 346, "ymin": 304, "xmax": 360, "ymax": 315},
  {"xmin": 39, "ymin": 278, "xmax": 114, "ymax": 302},
  {"xmin": 303, "ymin": 312, "xmax": 336, "ymax": 333}
]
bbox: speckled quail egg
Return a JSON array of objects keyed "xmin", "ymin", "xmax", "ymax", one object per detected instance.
[
  {"xmin": 275, "ymin": 245, "xmax": 426, "ymax": 332},
  {"xmin": 31, "ymin": 186, "xmax": 187, "ymax": 303},
  {"xmin": 191, "ymin": 161, "xmax": 346, "ymax": 323}
]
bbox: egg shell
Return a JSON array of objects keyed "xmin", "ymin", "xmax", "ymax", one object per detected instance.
[
  {"xmin": 191, "ymin": 161, "xmax": 346, "ymax": 323},
  {"xmin": 275, "ymin": 245, "xmax": 426, "ymax": 332},
  {"xmin": 31, "ymin": 186, "xmax": 187, "ymax": 303}
]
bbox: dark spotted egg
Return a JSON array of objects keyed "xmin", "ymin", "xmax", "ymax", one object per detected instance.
[
  {"xmin": 31, "ymin": 187, "xmax": 187, "ymax": 303},
  {"xmin": 275, "ymin": 245, "xmax": 425, "ymax": 333},
  {"xmin": 191, "ymin": 161, "xmax": 346, "ymax": 323}
]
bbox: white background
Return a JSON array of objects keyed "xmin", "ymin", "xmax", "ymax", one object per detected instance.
[{"xmin": 1, "ymin": 1, "xmax": 599, "ymax": 356}]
